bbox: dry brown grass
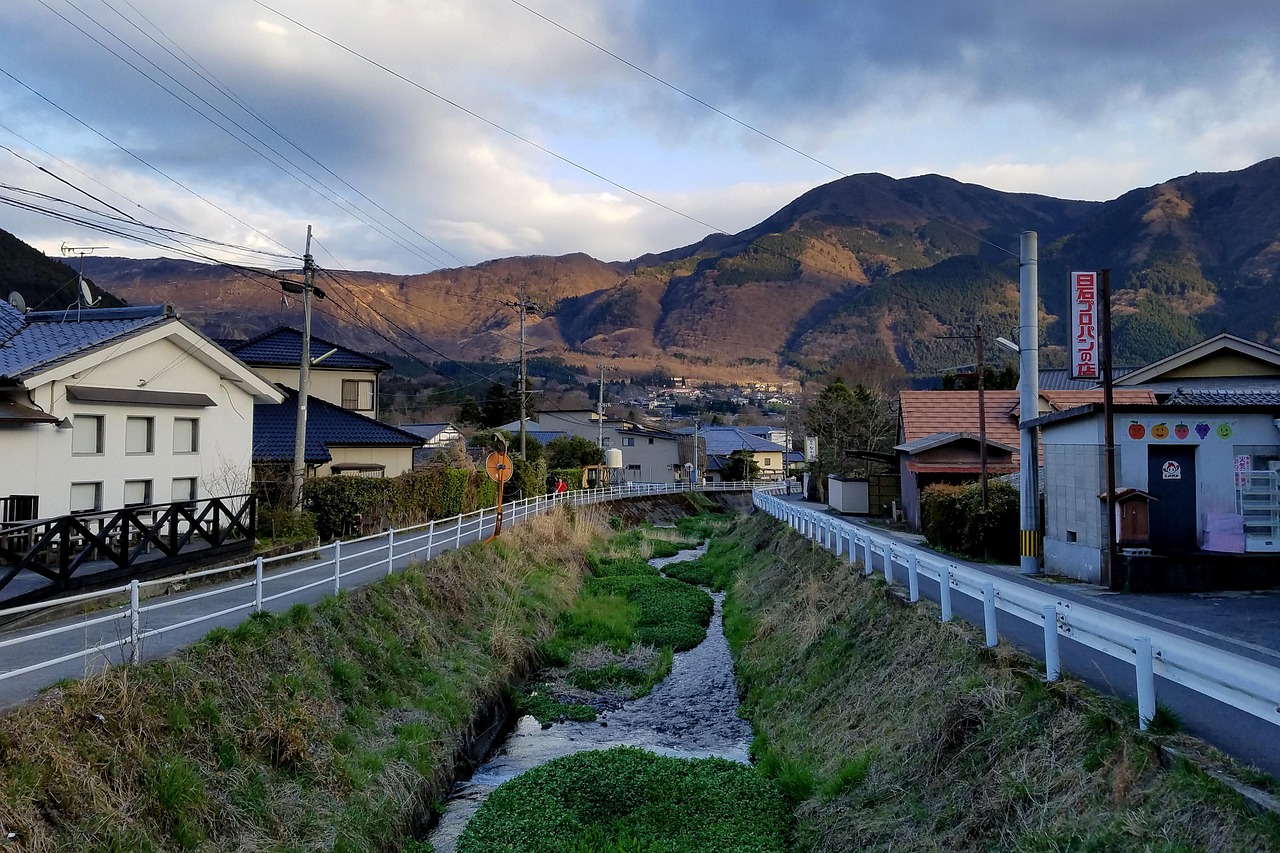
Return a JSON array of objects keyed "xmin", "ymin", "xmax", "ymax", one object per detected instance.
[
  {"xmin": 725, "ymin": 513, "xmax": 1280, "ymax": 853},
  {"xmin": 0, "ymin": 507, "xmax": 602, "ymax": 852}
]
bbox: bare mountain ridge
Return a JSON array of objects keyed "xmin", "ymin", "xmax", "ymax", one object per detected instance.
[{"xmin": 24, "ymin": 158, "xmax": 1280, "ymax": 381}]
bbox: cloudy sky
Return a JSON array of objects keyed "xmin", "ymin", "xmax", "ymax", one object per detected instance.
[{"xmin": 1, "ymin": 0, "xmax": 1278, "ymax": 274}]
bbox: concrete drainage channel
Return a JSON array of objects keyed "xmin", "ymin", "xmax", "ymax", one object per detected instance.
[{"xmin": 425, "ymin": 544, "xmax": 750, "ymax": 852}]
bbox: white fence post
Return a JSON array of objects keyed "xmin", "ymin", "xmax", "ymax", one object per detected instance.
[
  {"xmin": 983, "ymin": 582, "xmax": 998, "ymax": 647},
  {"xmin": 846, "ymin": 531, "xmax": 856, "ymax": 565},
  {"xmin": 884, "ymin": 545, "xmax": 895, "ymax": 586},
  {"xmin": 426, "ymin": 520, "xmax": 435, "ymax": 559},
  {"xmin": 907, "ymin": 552, "xmax": 920, "ymax": 602},
  {"xmin": 455, "ymin": 514, "xmax": 462, "ymax": 550},
  {"xmin": 834, "ymin": 525, "xmax": 842, "ymax": 557},
  {"xmin": 333, "ymin": 539, "xmax": 342, "ymax": 595},
  {"xmin": 863, "ymin": 538, "xmax": 873, "ymax": 577},
  {"xmin": 1043, "ymin": 604, "xmax": 1060, "ymax": 682},
  {"xmin": 1135, "ymin": 636, "xmax": 1156, "ymax": 730},
  {"xmin": 940, "ymin": 564, "xmax": 953, "ymax": 621},
  {"xmin": 254, "ymin": 556, "xmax": 264, "ymax": 613},
  {"xmin": 386, "ymin": 529, "xmax": 395, "ymax": 576},
  {"xmin": 129, "ymin": 579, "xmax": 141, "ymax": 665}
]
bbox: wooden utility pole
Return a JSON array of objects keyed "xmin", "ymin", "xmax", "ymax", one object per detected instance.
[
  {"xmin": 504, "ymin": 291, "xmax": 539, "ymax": 459},
  {"xmin": 1100, "ymin": 268, "xmax": 1118, "ymax": 589}
]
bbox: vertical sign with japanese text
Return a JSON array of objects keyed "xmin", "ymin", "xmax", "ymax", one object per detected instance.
[{"xmin": 1071, "ymin": 271, "xmax": 1098, "ymax": 380}]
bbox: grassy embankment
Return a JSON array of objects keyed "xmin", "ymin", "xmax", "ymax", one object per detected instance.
[
  {"xmin": 718, "ymin": 512, "xmax": 1280, "ymax": 852},
  {"xmin": 0, "ymin": 509, "xmax": 604, "ymax": 852}
]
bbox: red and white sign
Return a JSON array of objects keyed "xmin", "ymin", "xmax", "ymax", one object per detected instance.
[
  {"xmin": 1235, "ymin": 454, "xmax": 1252, "ymax": 489},
  {"xmin": 1070, "ymin": 271, "xmax": 1098, "ymax": 380}
]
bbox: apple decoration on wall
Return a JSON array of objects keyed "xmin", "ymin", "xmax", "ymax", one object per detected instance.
[{"xmin": 1128, "ymin": 422, "xmax": 1145, "ymax": 440}]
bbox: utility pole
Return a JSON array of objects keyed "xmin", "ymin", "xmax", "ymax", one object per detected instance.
[
  {"xmin": 598, "ymin": 362, "xmax": 606, "ymax": 449},
  {"xmin": 1017, "ymin": 231, "xmax": 1041, "ymax": 575},
  {"xmin": 290, "ymin": 226, "xmax": 316, "ymax": 509},
  {"xmin": 504, "ymin": 291, "xmax": 539, "ymax": 459},
  {"xmin": 976, "ymin": 320, "xmax": 988, "ymax": 511},
  {"xmin": 1100, "ymin": 268, "xmax": 1118, "ymax": 589}
]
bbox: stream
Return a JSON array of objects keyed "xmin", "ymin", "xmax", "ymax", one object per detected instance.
[{"xmin": 426, "ymin": 545, "xmax": 752, "ymax": 852}]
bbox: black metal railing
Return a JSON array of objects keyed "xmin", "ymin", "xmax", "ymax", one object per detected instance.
[{"xmin": 0, "ymin": 494, "xmax": 255, "ymax": 602}]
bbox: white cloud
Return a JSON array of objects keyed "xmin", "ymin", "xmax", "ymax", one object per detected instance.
[{"xmin": 0, "ymin": 0, "xmax": 1278, "ymax": 274}]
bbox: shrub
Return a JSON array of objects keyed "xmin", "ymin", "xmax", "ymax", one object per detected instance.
[
  {"xmin": 920, "ymin": 479, "xmax": 1019, "ymax": 562},
  {"xmin": 303, "ymin": 467, "xmax": 501, "ymax": 540}
]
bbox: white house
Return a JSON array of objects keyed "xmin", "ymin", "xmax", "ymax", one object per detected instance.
[{"xmin": 0, "ymin": 302, "xmax": 282, "ymax": 521}]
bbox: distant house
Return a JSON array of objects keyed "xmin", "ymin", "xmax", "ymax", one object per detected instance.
[
  {"xmin": 0, "ymin": 302, "xmax": 282, "ymax": 521},
  {"xmin": 505, "ymin": 411, "xmax": 683, "ymax": 482},
  {"xmin": 677, "ymin": 426, "xmax": 787, "ymax": 481},
  {"xmin": 254, "ymin": 388, "xmax": 423, "ymax": 479},
  {"xmin": 398, "ymin": 422, "xmax": 465, "ymax": 466}
]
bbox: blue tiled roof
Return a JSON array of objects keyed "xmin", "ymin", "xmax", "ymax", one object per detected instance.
[
  {"xmin": 697, "ymin": 426, "xmax": 785, "ymax": 455},
  {"xmin": 253, "ymin": 388, "xmax": 423, "ymax": 463},
  {"xmin": 223, "ymin": 327, "xmax": 390, "ymax": 371},
  {"xmin": 0, "ymin": 304, "xmax": 172, "ymax": 379}
]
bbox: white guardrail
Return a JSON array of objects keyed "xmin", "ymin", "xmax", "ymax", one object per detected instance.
[
  {"xmin": 754, "ymin": 493, "xmax": 1280, "ymax": 732},
  {"xmin": 0, "ymin": 481, "xmax": 785, "ymax": 693}
]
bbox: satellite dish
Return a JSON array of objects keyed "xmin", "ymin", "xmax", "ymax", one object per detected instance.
[
  {"xmin": 7, "ymin": 291, "xmax": 26, "ymax": 313},
  {"xmin": 78, "ymin": 277, "xmax": 100, "ymax": 307}
]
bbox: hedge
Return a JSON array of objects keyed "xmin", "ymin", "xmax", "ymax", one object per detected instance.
[
  {"xmin": 302, "ymin": 467, "xmax": 500, "ymax": 540},
  {"xmin": 920, "ymin": 479, "xmax": 1020, "ymax": 563}
]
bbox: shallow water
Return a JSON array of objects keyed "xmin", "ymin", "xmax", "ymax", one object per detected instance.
[{"xmin": 427, "ymin": 545, "xmax": 751, "ymax": 852}]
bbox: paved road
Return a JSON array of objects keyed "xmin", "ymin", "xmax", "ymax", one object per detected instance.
[{"xmin": 777, "ymin": 496, "xmax": 1280, "ymax": 779}]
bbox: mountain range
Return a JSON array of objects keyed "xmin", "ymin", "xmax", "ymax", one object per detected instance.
[{"xmin": 6, "ymin": 157, "xmax": 1280, "ymax": 384}]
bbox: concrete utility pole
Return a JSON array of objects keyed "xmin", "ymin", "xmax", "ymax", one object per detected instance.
[
  {"xmin": 1018, "ymin": 232, "xmax": 1042, "ymax": 575},
  {"xmin": 290, "ymin": 226, "xmax": 316, "ymax": 509},
  {"xmin": 598, "ymin": 362, "xmax": 606, "ymax": 449}
]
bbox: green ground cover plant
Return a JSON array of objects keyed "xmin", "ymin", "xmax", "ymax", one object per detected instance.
[
  {"xmin": 455, "ymin": 746, "xmax": 792, "ymax": 853},
  {"xmin": 0, "ymin": 510, "xmax": 601, "ymax": 852},
  {"xmin": 720, "ymin": 513, "xmax": 1280, "ymax": 852},
  {"xmin": 659, "ymin": 535, "xmax": 749, "ymax": 590},
  {"xmin": 526, "ymin": 529, "xmax": 711, "ymax": 718}
]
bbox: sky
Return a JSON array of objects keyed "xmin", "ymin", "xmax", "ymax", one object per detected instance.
[{"xmin": 0, "ymin": 0, "xmax": 1278, "ymax": 275}]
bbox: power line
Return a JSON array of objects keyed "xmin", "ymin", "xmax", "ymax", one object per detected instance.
[{"xmin": 0, "ymin": 63, "xmax": 292, "ymax": 257}]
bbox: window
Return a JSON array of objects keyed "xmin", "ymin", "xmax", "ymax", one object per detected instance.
[
  {"xmin": 72, "ymin": 415, "xmax": 104, "ymax": 455},
  {"xmin": 173, "ymin": 417, "xmax": 199, "ymax": 453},
  {"xmin": 602, "ymin": 437, "xmax": 612, "ymax": 448},
  {"xmin": 172, "ymin": 477, "xmax": 197, "ymax": 502},
  {"xmin": 647, "ymin": 438, "xmax": 654, "ymax": 445},
  {"xmin": 70, "ymin": 482, "xmax": 102, "ymax": 512},
  {"xmin": 124, "ymin": 479, "xmax": 152, "ymax": 507},
  {"xmin": 622, "ymin": 437, "xmax": 636, "ymax": 447},
  {"xmin": 626, "ymin": 464, "xmax": 641, "ymax": 473},
  {"xmin": 341, "ymin": 379, "xmax": 375, "ymax": 412},
  {"xmin": 125, "ymin": 416, "xmax": 154, "ymax": 454}
]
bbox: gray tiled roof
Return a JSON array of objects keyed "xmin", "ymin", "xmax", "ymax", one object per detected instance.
[{"xmin": 1164, "ymin": 388, "xmax": 1280, "ymax": 406}]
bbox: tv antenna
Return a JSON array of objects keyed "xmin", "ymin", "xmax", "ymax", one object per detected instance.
[{"xmin": 60, "ymin": 244, "xmax": 107, "ymax": 318}]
